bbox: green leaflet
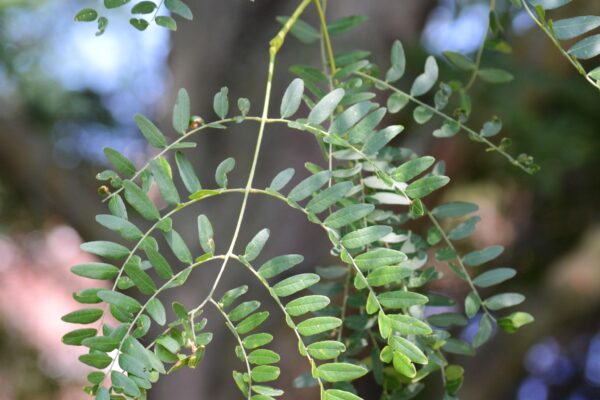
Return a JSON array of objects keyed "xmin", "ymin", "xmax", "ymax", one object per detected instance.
[
  {"xmin": 198, "ymin": 214, "xmax": 215, "ymax": 253},
  {"xmin": 472, "ymin": 314, "xmax": 494, "ymax": 348},
  {"xmin": 123, "ymin": 180, "xmax": 160, "ymax": 221},
  {"xmin": 215, "ymin": 157, "xmax": 235, "ymax": 188},
  {"xmin": 242, "ymin": 333, "xmax": 273, "ymax": 349},
  {"xmin": 251, "ymin": 365, "xmax": 280, "ymax": 382},
  {"xmin": 391, "ymin": 156, "xmax": 435, "ymax": 183},
  {"xmin": 530, "ymin": 0, "xmax": 571, "ymax": 10},
  {"xmin": 150, "ymin": 158, "xmax": 180, "ymax": 205},
  {"xmin": 392, "ymin": 351, "xmax": 416, "ymax": 378},
  {"xmin": 367, "ymin": 266, "xmax": 412, "ymax": 287},
  {"xmin": 268, "ymin": 168, "xmax": 295, "ymax": 192},
  {"xmin": 124, "ymin": 260, "xmax": 157, "ymax": 295},
  {"xmin": 477, "ymin": 68, "xmax": 514, "ymax": 84},
  {"xmin": 306, "ymin": 181, "xmax": 352, "ymax": 214},
  {"xmin": 287, "ymin": 170, "xmax": 331, "ymax": 202},
  {"xmin": 462, "ymin": 245, "xmax": 504, "ymax": 267},
  {"xmin": 79, "ymin": 352, "xmax": 112, "ymax": 368},
  {"xmin": 324, "ymin": 204, "xmax": 374, "ymax": 228},
  {"xmin": 74, "ymin": 8, "xmax": 98, "ymax": 22},
  {"xmin": 553, "ymin": 16, "xmax": 600, "ymax": 40},
  {"xmin": 431, "ymin": 201, "xmax": 478, "ymax": 218},
  {"xmin": 244, "ymin": 228, "xmax": 270, "ymax": 262},
  {"xmin": 220, "ymin": 285, "xmax": 248, "ymax": 308},
  {"xmin": 62, "ymin": 308, "xmax": 103, "ymax": 324},
  {"xmin": 324, "ymin": 389, "xmax": 363, "ymax": 400},
  {"xmin": 484, "ymin": 293, "xmax": 525, "ymax": 310},
  {"xmin": 317, "ymin": 362, "xmax": 368, "ymax": 382},
  {"xmin": 80, "ymin": 241, "xmax": 129, "ymax": 260},
  {"xmin": 405, "ymin": 175, "xmax": 449, "ymax": 199},
  {"xmin": 448, "ymin": 216, "xmax": 480, "ymax": 240},
  {"xmin": 498, "ymin": 312, "xmax": 534, "ymax": 333},
  {"xmin": 386, "ymin": 40, "xmax": 406, "ymax": 82},
  {"xmin": 410, "ymin": 56, "xmax": 438, "ymax": 96},
  {"xmin": 165, "ymin": 0, "xmax": 193, "ymax": 20},
  {"xmin": 330, "ymin": 101, "xmax": 377, "ymax": 135},
  {"xmin": 285, "ymin": 295, "xmax": 330, "ymax": 316},
  {"xmin": 134, "ymin": 113, "xmax": 167, "ymax": 148},
  {"xmin": 272, "ymin": 273, "xmax": 320, "ymax": 297},
  {"xmin": 111, "ymin": 371, "xmax": 141, "ymax": 397},
  {"xmin": 71, "ymin": 263, "xmax": 118, "ymax": 280},
  {"xmin": 568, "ymin": 34, "xmax": 600, "ymax": 60},
  {"xmin": 387, "ymin": 92, "xmax": 409, "ymax": 113},
  {"xmin": 213, "ymin": 87, "xmax": 229, "ymax": 119},
  {"xmin": 156, "ymin": 16, "xmax": 177, "ymax": 31},
  {"xmin": 378, "ymin": 291, "xmax": 429, "ymax": 309},
  {"xmin": 363, "ymin": 125, "xmax": 404, "ymax": 156},
  {"xmin": 104, "ymin": 147, "xmax": 136, "ymax": 177},
  {"xmin": 146, "ymin": 298, "xmax": 166, "ymax": 325},
  {"xmin": 247, "ymin": 349, "xmax": 280, "ymax": 365},
  {"xmin": 258, "ymin": 254, "xmax": 303, "ymax": 279},
  {"xmin": 473, "ymin": 268, "xmax": 516, "ymax": 288},
  {"xmin": 307, "ymin": 88, "xmax": 345, "ymax": 125},
  {"xmin": 307, "ymin": 341, "xmax": 346, "ymax": 360},
  {"xmin": 62, "ymin": 328, "xmax": 97, "ymax": 345},
  {"xmin": 280, "ymin": 78, "xmax": 304, "ymax": 118},
  {"xmin": 97, "ymin": 290, "xmax": 142, "ymax": 313},
  {"xmin": 229, "ymin": 301, "xmax": 261, "ymax": 322},
  {"xmin": 389, "ymin": 336, "xmax": 428, "ymax": 364},
  {"xmin": 236, "ymin": 311, "xmax": 270, "ymax": 335},
  {"xmin": 131, "ymin": 1, "xmax": 156, "ymax": 14},
  {"xmin": 341, "ymin": 225, "xmax": 392, "ymax": 248},
  {"xmin": 443, "ymin": 51, "xmax": 475, "ymax": 71},
  {"xmin": 172, "ymin": 88, "xmax": 190, "ymax": 134},
  {"xmin": 95, "ymin": 214, "xmax": 142, "ymax": 241},
  {"xmin": 145, "ymin": 246, "xmax": 174, "ymax": 279},
  {"xmin": 164, "ymin": 229, "xmax": 193, "ymax": 264},
  {"xmin": 387, "ymin": 314, "xmax": 432, "ymax": 336},
  {"xmin": 81, "ymin": 336, "xmax": 120, "ymax": 352},
  {"xmin": 347, "ymin": 107, "xmax": 386, "ymax": 144},
  {"xmin": 355, "ymin": 248, "xmax": 407, "ymax": 271},
  {"xmin": 104, "ymin": 0, "xmax": 130, "ymax": 9},
  {"xmin": 175, "ymin": 151, "xmax": 202, "ymax": 193},
  {"xmin": 297, "ymin": 316, "xmax": 342, "ymax": 336},
  {"xmin": 327, "ymin": 15, "xmax": 368, "ymax": 36}
]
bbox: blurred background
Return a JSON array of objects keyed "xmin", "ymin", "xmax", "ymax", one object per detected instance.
[{"xmin": 0, "ymin": 0, "xmax": 599, "ymax": 399}]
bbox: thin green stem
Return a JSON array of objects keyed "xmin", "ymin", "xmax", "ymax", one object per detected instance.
[
  {"xmin": 354, "ymin": 70, "xmax": 535, "ymax": 174},
  {"xmin": 465, "ymin": 0, "xmax": 496, "ymax": 91},
  {"xmin": 209, "ymin": 298, "xmax": 253, "ymax": 400}
]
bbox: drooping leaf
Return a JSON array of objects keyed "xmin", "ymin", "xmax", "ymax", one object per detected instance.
[
  {"xmin": 213, "ymin": 87, "xmax": 229, "ymax": 119},
  {"xmin": 280, "ymin": 78, "xmax": 304, "ymax": 118},
  {"xmin": 385, "ymin": 40, "xmax": 407, "ymax": 83},
  {"xmin": 410, "ymin": 56, "xmax": 438, "ymax": 96},
  {"xmin": 164, "ymin": 229, "xmax": 193, "ymax": 264},
  {"xmin": 134, "ymin": 114, "xmax": 167, "ymax": 148},
  {"xmin": 123, "ymin": 180, "xmax": 160, "ymax": 221},
  {"xmin": 198, "ymin": 214, "xmax": 215, "ymax": 253},
  {"xmin": 175, "ymin": 151, "xmax": 201, "ymax": 194},
  {"xmin": 244, "ymin": 228, "xmax": 270, "ymax": 262},
  {"xmin": 215, "ymin": 157, "xmax": 235, "ymax": 188},
  {"xmin": 173, "ymin": 88, "xmax": 190, "ymax": 134},
  {"xmin": 150, "ymin": 158, "xmax": 180, "ymax": 205}
]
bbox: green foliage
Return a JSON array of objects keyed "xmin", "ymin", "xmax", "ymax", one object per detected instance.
[{"xmin": 63, "ymin": 1, "xmax": 542, "ymax": 399}]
